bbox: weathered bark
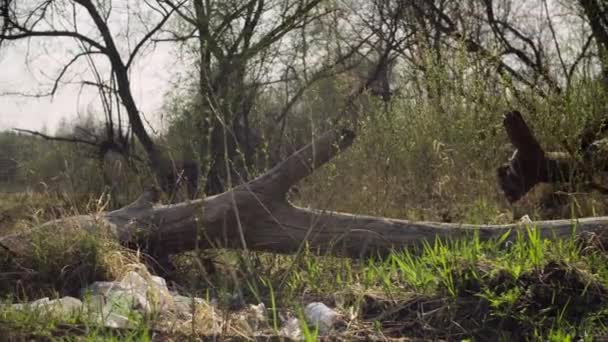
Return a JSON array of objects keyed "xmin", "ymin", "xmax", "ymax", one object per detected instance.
[{"xmin": 3, "ymin": 128, "xmax": 608, "ymax": 260}]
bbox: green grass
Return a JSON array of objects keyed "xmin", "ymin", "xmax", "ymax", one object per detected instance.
[
  {"xmin": 0, "ymin": 301, "xmax": 154, "ymax": 341},
  {"xmin": 160, "ymin": 225, "xmax": 608, "ymax": 340},
  {"xmin": 3, "ymin": 190, "xmax": 608, "ymax": 340}
]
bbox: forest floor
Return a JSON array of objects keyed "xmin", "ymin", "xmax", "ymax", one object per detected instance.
[{"xmin": 1, "ymin": 191, "xmax": 608, "ymax": 341}]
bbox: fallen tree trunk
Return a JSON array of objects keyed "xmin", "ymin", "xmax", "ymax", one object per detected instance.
[{"xmin": 2, "ymin": 128, "xmax": 608, "ymax": 260}]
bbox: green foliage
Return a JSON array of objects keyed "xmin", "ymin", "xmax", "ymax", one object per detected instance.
[{"xmin": 0, "ymin": 116, "xmax": 149, "ymax": 210}]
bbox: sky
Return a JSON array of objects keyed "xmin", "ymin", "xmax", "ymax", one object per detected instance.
[
  {"xmin": 0, "ymin": 0, "xmax": 184, "ymax": 134},
  {"xmin": 0, "ymin": 40, "xmax": 176, "ymax": 133}
]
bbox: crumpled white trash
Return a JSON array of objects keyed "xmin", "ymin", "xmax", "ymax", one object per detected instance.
[
  {"xmin": 304, "ymin": 302, "xmax": 341, "ymax": 333},
  {"xmin": 279, "ymin": 317, "xmax": 302, "ymax": 340}
]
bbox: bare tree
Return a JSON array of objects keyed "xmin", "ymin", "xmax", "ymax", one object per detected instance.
[
  {"xmin": 0, "ymin": 0, "xmax": 190, "ymax": 194},
  {"xmin": 160, "ymin": 0, "xmax": 333, "ymax": 195}
]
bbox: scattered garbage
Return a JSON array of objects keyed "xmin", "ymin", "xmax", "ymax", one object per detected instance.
[
  {"xmin": 3, "ymin": 269, "xmax": 185, "ymax": 329},
  {"xmin": 304, "ymin": 302, "xmax": 341, "ymax": 333},
  {"xmin": 11, "ymin": 296, "xmax": 83, "ymax": 316},
  {"xmin": 519, "ymin": 214, "xmax": 532, "ymax": 224},
  {"xmin": 279, "ymin": 317, "xmax": 302, "ymax": 340},
  {"xmin": 2, "ymin": 270, "xmax": 344, "ymax": 337}
]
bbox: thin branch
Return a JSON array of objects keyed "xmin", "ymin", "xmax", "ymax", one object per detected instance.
[
  {"xmin": 12, "ymin": 128, "xmax": 99, "ymax": 147},
  {"xmin": 542, "ymin": 0, "xmax": 568, "ymax": 85},
  {"xmin": 275, "ymin": 33, "xmax": 374, "ymax": 123},
  {"xmin": 0, "ymin": 28, "xmax": 107, "ymax": 53},
  {"xmin": 568, "ymin": 34, "xmax": 595, "ymax": 83},
  {"xmin": 125, "ymin": 0, "xmax": 183, "ymax": 69},
  {"xmin": 417, "ymin": 0, "xmax": 541, "ymax": 94},
  {"xmin": 51, "ymin": 51, "xmax": 103, "ymax": 96}
]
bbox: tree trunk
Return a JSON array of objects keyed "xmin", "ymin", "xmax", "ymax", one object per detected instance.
[
  {"xmin": 497, "ymin": 110, "xmax": 608, "ymax": 203},
  {"xmin": 3, "ymin": 128, "xmax": 608, "ymax": 260}
]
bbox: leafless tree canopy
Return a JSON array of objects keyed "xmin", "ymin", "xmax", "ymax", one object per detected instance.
[{"xmin": 2, "ymin": 0, "xmax": 608, "ymax": 204}]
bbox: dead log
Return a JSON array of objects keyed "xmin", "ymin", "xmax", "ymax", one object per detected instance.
[
  {"xmin": 497, "ymin": 110, "xmax": 608, "ymax": 203},
  {"xmin": 497, "ymin": 111, "xmax": 574, "ymax": 202},
  {"xmin": 2, "ymin": 128, "xmax": 608, "ymax": 260}
]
